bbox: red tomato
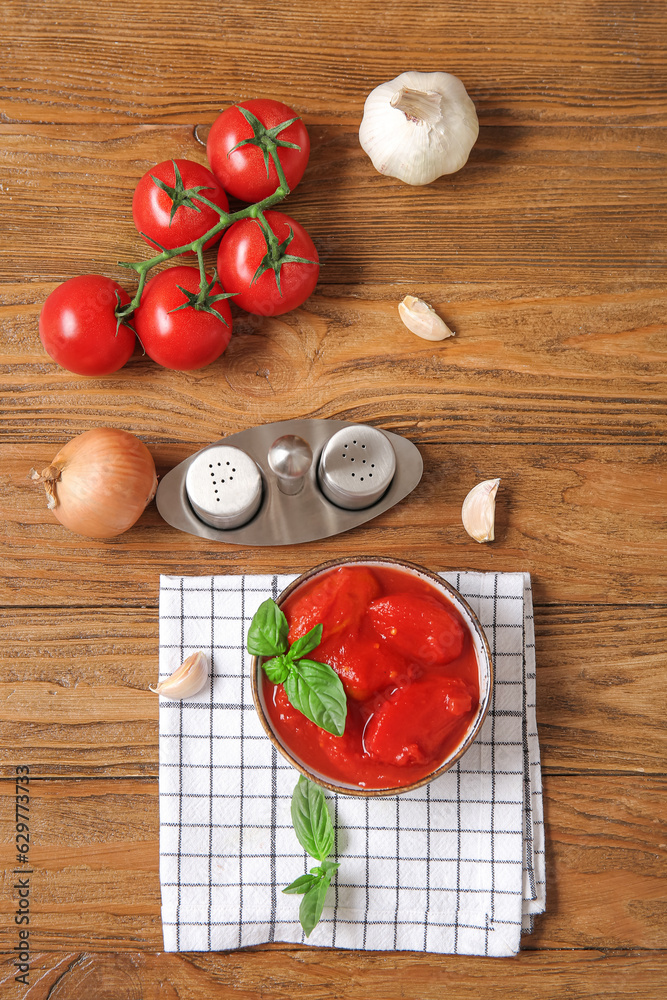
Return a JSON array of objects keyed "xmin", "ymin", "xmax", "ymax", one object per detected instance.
[
  {"xmin": 39, "ymin": 274, "xmax": 136, "ymax": 376},
  {"xmin": 207, "ymin": 99, "xmax": 310, "ymax": 202},
  {"xmin": 317, "ymin": 634, "xmax": 410, "ymax": 702},
  {"xmin": 364, "ymin": 676, "xmax": 474, "ymax": 767},
  {"xmin": 133, "ymin": 266, "xmax": 233, "ymax": 371},
  {"xmin": 264, "ymin": 564, "xmax": 481, "ymax": 790},
  {"xmin": 286, "ymin": 566, "xmax": 381, "ymax": 644},
  {"xmin": 132, "ymin": 159, "xmax": 229, "ymax": 253},
  {"xmin": 317, "ymin": 719, "xmax": 363, "ymax": 768},
  {"xmin": 217, "ymin": 210, "xmax": 319, "ymax": 316},
  {"xmin": 368, "ymin": 593, "xmax": 465, "ymax": 666}
]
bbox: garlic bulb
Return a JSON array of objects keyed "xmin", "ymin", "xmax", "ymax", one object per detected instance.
[
  {"xmin": 398, "ymin": 295, "xmax": 454, "ymax": 341},
  {"xmin": 462, "ymin": 479, "xmax": 500, "ymax": 543},
  {"xmin": 150, "ymin": 651, "xmax": 209, "ymax": 699},
  {"xmin": 359, "ymin": 70, "xmax": 479, "ymax": 185}
]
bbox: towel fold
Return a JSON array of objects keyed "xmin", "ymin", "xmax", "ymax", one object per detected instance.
[{"xmin": 157, "ymin": 570, "xmax": 545, "ymax": 956}]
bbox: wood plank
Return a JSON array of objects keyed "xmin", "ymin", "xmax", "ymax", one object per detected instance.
[
  {"xmin": 532, "ymin": 777, "xmax": 667, "ymax": 950},
  {"xmin": 0, "ymin": 609, "xmax": 158, "ymax": 776},
  {"xmin": 1, "ymin": 948, "xmax": 666, "ymax": 1000},
  {"xmin": 536, "ymin": 605, "xmax": 667, "ymax": 775},
  {"xmin": 0, "ymin": 124, "xmax": 664, "ymax": 284},
  {"xmin": 0, "ymin": 605, "xmax": 665, "ymax": 778},
  {"xmin": 3, "ymin": 1, "xmax": 666, "ymax": 126},
  {"xmin": 2, "ymin": 275, "xmax": 666, "ymax": 444},
  {"xmin": 3, "ymin": 444, "xmax": 665, "ymax": 606},
  {"xmin": 0, "ymin": 776, "xmax": 664, "ymax": 951}
]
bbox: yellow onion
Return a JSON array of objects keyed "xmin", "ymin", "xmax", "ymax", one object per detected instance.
[{"xmin": 31, "ymin": 428, "xmax": 158, "ymax": 538}]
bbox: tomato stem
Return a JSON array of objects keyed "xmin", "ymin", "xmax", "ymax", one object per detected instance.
[
  {"xmin": 115, "ymin": 114, "xmax": 296, "ymax": 323},
  {"xmin": 267, "ymin": 143, "xmax": 290, "ymax": 198},
  {"xmin": 195, "ymin": 246, "xmax": 207, "ymax": 302},
  {"xmin": 116, "ymin": 181, "xmax": 293, "ymax": 322}
]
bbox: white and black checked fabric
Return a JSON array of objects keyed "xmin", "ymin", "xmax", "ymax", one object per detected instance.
[{"xmin": 158, "ymin": 571, "xmax": 545, "ymax": 956}]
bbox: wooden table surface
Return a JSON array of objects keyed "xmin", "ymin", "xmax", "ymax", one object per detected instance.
[{"xmin": 1, "ymin": 1, "xmax": 665, "ymax": 996}]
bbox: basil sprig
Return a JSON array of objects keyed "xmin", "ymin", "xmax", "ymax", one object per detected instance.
[
  {"xmin": 283, "ymin": 776, "xmax": 340, "ymax": 937},
  {"xmin": 248, "ymin": 599, "xmax": 347, "ymax": 736}
]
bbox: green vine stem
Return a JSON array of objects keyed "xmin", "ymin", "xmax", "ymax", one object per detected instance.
[{"xmin": 116, "ymin": 128, "xmax": 293, "ymax": 324}]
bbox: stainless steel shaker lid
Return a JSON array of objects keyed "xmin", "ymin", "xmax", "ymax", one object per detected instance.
[
  {"xmin": 318, "ymin": 425, "xmax": 396, "ymax": 510},
  {"xmin": 185, "ymin": 445, "xmax": 262, "ymax": 529}
]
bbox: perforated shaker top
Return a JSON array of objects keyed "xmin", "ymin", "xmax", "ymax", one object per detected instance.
[
  {"xmin": 185, "ymin": 446, "xmax": 262, "ymax": 529},
  {"xmin": 318, "ymin": 425, "xmax": 396, "ymax": 509}
]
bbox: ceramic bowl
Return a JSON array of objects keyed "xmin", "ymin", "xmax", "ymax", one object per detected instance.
[{"xmin": 250, "ymin": 556, "xmax": 493, "ymax": 796}]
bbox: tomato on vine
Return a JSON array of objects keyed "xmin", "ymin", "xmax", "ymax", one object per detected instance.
[
  {"xmin": 133, "ymin": 266, "xmax": 234, "ymax": 371},
  {"xmin": 132, "ymin": 159, "xmax": 229, "ymax": 253},
  {"xmin": 39, "ymin": 96, "xmax": 322, "ymax": 375},
  {"xmin": 39, "ymin": 274, "xmax": 137, "ymax": 376},
  {"xmin": 207, "ymin": 99, "xmax": 310, "ymax": 202},
  {"xmin": 217, "ymin": 210, "xmax": 319, "ymax": 317}
]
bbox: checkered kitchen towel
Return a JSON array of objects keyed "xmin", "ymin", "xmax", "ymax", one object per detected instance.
[{"xmin": 157, "ymin": 571, "xmax": 545, "ymax": 956}]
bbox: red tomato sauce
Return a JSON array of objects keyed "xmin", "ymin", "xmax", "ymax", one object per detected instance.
[{"xmin": 262, "ymin": 564, "xmax": 480, "ymax": 790}]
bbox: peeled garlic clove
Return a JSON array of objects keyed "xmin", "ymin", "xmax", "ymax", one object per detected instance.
[
  {"xmin": 462, "ymin": 479, "xmax": 500, "ymax": 543},
  {"xmin": 398, "ymin": 295, "xmax": 454, "ymax": 341},
  {"xmin": 150, "ymin": 651, "xmax": 209, "ymax": 699},
  {"xmin": 359, "ymin": 70, "xmax": 479, "ymax": 185}
]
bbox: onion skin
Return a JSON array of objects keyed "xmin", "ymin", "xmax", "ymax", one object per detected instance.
[{"xmin": 34, "ymin": 428, "xmax": 158, "ymax": 539}]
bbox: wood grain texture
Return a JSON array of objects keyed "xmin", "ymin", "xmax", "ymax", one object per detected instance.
[
  {"xmin": 2, "ymin": 277, "xmax": 666, "ymax": 444},
  {"xmin": 2, "ymin": 444, "xmax": 665, "ymax": 606},
  {"xmin": 1, "ymin": 124, "xmax": 665, "ymax": 284},
  {"xmin": 2, "ymin": 949, "xmax": 666, "ymax": 1000},
  {"xmin": 1, "ymin": 605, "xmax": 665, "ymax": 778},
  {"xmin": 1, "ymin": 0, "xmax": 666, "ymax": 985},
  {"xmin": 0, "ymin": 776, "xmax": 664, "ymax": 952},
  {"xmin": 2, "ymin": 0, "xmax": 666, "ymax": 126}
]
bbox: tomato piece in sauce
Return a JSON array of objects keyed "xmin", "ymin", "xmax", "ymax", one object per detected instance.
[
  {"xmin": 264, "ymin": 565, "xmax": 481, "ymax": 789},
  {"xmin": 315, "ymin": 632, "xmax": 411, "ymax": 701},
  {"xmin": 364, "ymin": 676, "xmax": 474, "ymax": 767},
  {"xmin": 367, "ymin": 593, "xmax": 465, "ymax": 666},
  {"xmin": 287, "ymin": 566, "xmax": 381, "ymax": 642}
]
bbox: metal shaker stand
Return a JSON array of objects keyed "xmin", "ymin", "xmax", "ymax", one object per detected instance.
[{"xmin": 155, "ymin": 418, "xmax": 423, "ymax": 546}]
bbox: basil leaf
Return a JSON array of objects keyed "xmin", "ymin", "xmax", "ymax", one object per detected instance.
[
  {"xmin": 290, "ymin": 775, "xmax": 335, "ymax": 862},
  {"xmin": 284, "ymin": 659, "xmax": 347, "ymax": 737},
  {"xmin": 320, "ymin": 859, "xmax": 340, "ymax": 876},
  {"xmin": 282, "ymin": 872, "xmax": 318, "ymax": 896},
  {"xmin": 262, "ymin": 654, "xmax": 291, "ymax": 685},
  {"xmin": 299, "ymin": 873, "xmax": 331, "ymax": 938},
  {"xmin": 289, "ymin": 624, "xmax": 323, "ymax": 662},
  {"xmin": 247, "ymin": 599, "xmax": 289, "ymax": 657}
]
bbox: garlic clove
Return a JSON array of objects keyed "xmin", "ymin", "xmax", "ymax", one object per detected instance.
[
  {"xmin": 462, "ymin": 479, "xmax": 500, "ymax": 543},
  {"xmin": 150, "ymin": 650, "xmax": 209, "ymax": 699},
  {"xmin": 398, "ymin": 295, "xmax": 454, "ymax": 341},
  {"xmin": 359, "ymin": 70, "xmax": 479, "ymax": 185}
]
